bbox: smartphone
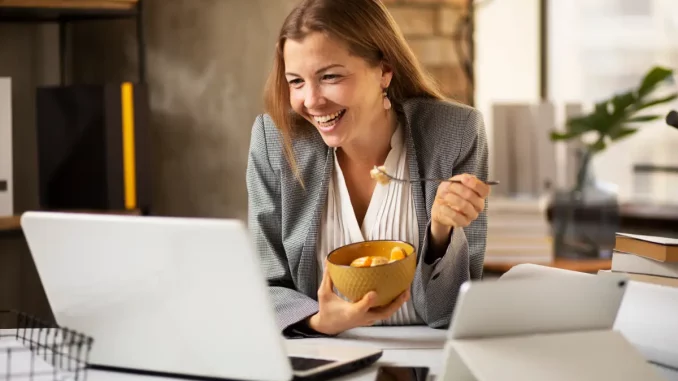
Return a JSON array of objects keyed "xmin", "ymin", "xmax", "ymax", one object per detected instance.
[{"xmin": 375, "ymin": 366, "xmax": 430, "ymax": 381}]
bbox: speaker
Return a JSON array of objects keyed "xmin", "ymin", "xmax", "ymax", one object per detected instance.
[
  {"xmin": 35, "ymin": 83, "xmax": 151, "ymax": 213},
  {"xmin": 0, "ymin": 77, "xmax": 12, "ymax": 216}
]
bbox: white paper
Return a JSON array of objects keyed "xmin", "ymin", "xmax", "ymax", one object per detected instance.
[
  {"xmin": 295, "ymin": 326, "xmax": 448, "ymax": 349},
  {"xmin": 0, "ymin": 77, "xmax": 12, "ymax": 216},
  {"xmin": 0, "ymin": 337, "xmax": 80, "ymax": 381}
]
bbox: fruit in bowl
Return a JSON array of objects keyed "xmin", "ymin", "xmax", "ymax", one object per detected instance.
[
  {"xmin": 326, "ymin": 240, "xmax": 416, "ymax": 307},
  {"xmin": 349, "ymin": 246, "xmax": 408, "ymax": 267}
]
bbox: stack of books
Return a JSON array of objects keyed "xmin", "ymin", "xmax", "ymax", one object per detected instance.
[
  {"xmin": 484, "ymin": 197, "xmax": 553, "ymax": 264},
  {"xmin": 600, "ymin": 233, "xmax": 678, "ymax": 287}
]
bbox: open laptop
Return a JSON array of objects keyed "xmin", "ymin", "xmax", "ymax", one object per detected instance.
[
  {"xmin": 20, "ymin": 211, "xmax": 382, "ymax": 381},
  {"xmin": 502, "ymin": 264, "xmax": 678, "ymax": 372},
  {"xmin": 448, "ymin": 269, "xmax": 628, "ymax": 340},
  {"xmin": 438, "ymin": 274, "xmax": 671, "ymax": 381}
]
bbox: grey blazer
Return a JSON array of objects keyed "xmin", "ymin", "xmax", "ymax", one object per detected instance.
[{"xmin": 246, "ymin": 97, "xmax": 489, "ymax": 337}]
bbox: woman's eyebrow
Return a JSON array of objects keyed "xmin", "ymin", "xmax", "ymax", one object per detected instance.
[{"xmin": 285, "ymin": 64, "xmax": 346, "ymax": 77}]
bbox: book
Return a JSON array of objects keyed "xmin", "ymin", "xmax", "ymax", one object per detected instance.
[
  {"xmin": 611, "ymin": 251, "xmax": 678, "ymax": 279},
  {"xmin": 599, "ymin": 270, "xmax": 678, "ymax": 288},
  {"xmin": 0, "ymin": 77, "xmax": 12, "ymax": 217},
  {"xmin": 615, "ymin": 233, "xmax": 678, "ymax": 262}
]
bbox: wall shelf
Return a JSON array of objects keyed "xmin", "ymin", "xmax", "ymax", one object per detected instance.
[
  {"xmin": 0, "ymin": 1, "xmax": 138, "ymax": 22},
  {"xmin": 0, "ymin": 216, "xmax": 20, "ymax": 232},
  {"xmin": 0, "ymin": 209, "xmax": 141, "ymax": 233}
]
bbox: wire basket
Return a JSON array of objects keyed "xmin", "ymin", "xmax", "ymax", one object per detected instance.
[{"xmin": 0, "ymin": 310, "xmax": 93, "ymax": 381}]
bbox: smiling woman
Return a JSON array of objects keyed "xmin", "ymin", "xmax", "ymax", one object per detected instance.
[{"xmin": 246, "ymin": 0, "xmax": 491, "ymax": 338}]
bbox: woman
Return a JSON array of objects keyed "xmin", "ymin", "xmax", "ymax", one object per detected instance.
[{"xmin": 246, "ymin": 0, "xmax": 490, "ymax": 338}]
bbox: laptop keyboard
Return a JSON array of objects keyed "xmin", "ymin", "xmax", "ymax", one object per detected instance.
[{"xmin": 289, "ymin": 356, "xmax": 335, "ymax": 371}]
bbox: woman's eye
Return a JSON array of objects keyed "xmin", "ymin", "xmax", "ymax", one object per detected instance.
[
  {"xmin": 322, "ymin": 74, "xmax": 341, "ymax": 81},
  {"xmin": 288, "ymin": 79, "xmax": 303, "ymax": 86}
]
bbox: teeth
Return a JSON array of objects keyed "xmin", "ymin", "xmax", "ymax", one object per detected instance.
[{"xmin": 314, "ymin": 110, "xmax": 343, "ymax": 123}]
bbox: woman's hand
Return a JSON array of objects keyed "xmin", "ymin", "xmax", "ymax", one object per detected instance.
[
  {"xmin": 430, "ymin": 173, "xmax": 490, "ymax": 248},
  {"xmin": 307, "ymin": 263, "xmax": 410, "ymax": 336}
]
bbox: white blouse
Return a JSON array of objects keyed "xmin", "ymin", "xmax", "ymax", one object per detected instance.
[{"xmin": 317, "ymin": 124, "xmax": 423, "ymax": 326}]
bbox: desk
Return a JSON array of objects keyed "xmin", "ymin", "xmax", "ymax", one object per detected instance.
[
  {"xmin": 484, "ymin": 258, "xmax": 612, "ymax": 275},
  {"xmin": 4, "ymin": 326, "xmax": 678, "ymax": 381},
  {"xmin": 84, "ymin": 326, "xmax": 677, "ymax": 381},
  {"xmin": 84, "ymin": 349, "xmax": 444, "ymax": 381}
]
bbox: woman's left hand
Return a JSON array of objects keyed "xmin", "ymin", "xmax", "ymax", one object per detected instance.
[{"xmin": 430, "ymin": 173, "xmax": 490, "ymax": 248}]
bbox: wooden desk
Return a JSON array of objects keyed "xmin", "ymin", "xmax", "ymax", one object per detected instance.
[{"xmin": 484, "ymin": 258, "xmax": 612, "ymax": 274}]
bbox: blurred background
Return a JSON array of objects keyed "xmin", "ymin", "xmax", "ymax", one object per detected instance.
[{"xmin": 1, "ymin": 0, "xmax": 677, "ymax": 320}]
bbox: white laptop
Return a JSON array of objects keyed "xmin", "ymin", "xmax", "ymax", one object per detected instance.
[
  {"xmin": 448, "ymin": 269, "xmax": 628, "ymax": 340},
  {"xmin": 20, "ymin": 211, "xmax": 382, "ymax": 381},
  {"xmin": 492, "ymin": 264, "xmax": 678, "ymax": 376},
  {"xmin": 439, "ymin": 273, "xmax": 672, "ymax": 381}
]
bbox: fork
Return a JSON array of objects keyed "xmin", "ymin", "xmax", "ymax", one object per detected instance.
[{"xmin": 373, "ymin": 166, "xmax": 500, "ymax": 186}]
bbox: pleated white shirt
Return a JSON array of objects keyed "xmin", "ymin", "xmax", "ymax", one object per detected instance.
[{"xmin": 317, "ymin": 124, "xmax": 423, "ymax": 325}]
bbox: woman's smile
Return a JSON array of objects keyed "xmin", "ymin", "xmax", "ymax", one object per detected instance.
[{"xmin": 312, "ymin": 109, "xmax": 347, "ymax": 132}]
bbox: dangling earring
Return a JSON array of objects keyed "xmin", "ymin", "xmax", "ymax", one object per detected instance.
[{"xmin": 382, "ymin": 88, "xmax": 392, "ymax": 110}]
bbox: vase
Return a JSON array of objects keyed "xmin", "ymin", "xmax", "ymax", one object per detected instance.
[{"xmin": 548, "ymin": 150, "xmax": 621, "ymax": 259}]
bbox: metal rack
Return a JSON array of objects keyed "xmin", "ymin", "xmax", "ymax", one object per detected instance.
[
  {"xmin": 0, "ymin": 310, "xmax": 93, "ymax": 381},
  {"xmin": 0, "ymin": 0, "xmax": 146, "ymax": 85}
]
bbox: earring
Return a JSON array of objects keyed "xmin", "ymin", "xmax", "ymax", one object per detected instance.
[{"xmin": 382, "ymin": 88, "xmax": 392, "ymax": 110}]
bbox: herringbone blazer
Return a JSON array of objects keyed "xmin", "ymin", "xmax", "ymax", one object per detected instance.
[{"xmin": 246, "ymin": 97, "xmax": 488, "ymax": 337}]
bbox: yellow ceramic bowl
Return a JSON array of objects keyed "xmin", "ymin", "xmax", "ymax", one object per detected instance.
[{"xmin": 326, "ymin": 240, "xmax": 417, "ymax": 307}]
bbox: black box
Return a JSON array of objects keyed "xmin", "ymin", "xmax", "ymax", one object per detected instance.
[{"xmin": 35, "ymin": 83, "xmax": 151, "ymax": 213}]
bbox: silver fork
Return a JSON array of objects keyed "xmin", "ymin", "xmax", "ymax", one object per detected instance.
[{"xmin": 374, "ymin": 167, "xmax": 500, "ymax": 186}]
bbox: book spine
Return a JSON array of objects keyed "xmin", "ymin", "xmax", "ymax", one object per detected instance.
[{"xmin": 0, "ymin": 78, "xmax": 12, "ymax": 216}]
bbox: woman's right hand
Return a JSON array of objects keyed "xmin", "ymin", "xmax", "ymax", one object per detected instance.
[{"xmin": 307, "ymin": 262, "xmax": 410, "ymax": 336}]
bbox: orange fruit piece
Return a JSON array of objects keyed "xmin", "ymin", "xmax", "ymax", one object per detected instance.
[
  {"xmin": 389, "ymin": 247, "xmax": 406, "ymax": 262},
  {"xmin": 370, "ymin": 256, "xmax": 389, "ymax": 266},
  {"xmin": 350, "ymin": 256, "xmax": 373, "ymax": 267}
]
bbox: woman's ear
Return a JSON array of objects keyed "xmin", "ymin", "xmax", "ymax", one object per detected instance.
[{"xmin": 380, "ymin": 61, "xmax": 394, "ymax": 88}]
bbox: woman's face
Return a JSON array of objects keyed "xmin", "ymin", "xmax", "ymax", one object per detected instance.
[{"xmin": 283, "ymin": 32, "xmax": 392, "ymax": 148}]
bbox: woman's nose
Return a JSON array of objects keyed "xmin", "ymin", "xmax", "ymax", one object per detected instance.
[{"xmin": 304, "ymin": 85, "xmax": 326, "ymax": 110}]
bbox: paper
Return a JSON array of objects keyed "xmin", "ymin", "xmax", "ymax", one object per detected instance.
[
  {"xmin": 0, "ymin": 337, "xmax": 79, "ymax": 381},
  {"xmin": 295, "ymin": 326, "xmax": 448, "ymax": 349}
]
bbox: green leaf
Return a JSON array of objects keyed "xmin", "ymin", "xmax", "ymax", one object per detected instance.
[
  {"xmin": 565, "ymin": 116, "xmax": 596, "ymax": 134},
  {"xmin": 636, "ymin": 93, "xmax": 678, "ymax": 110},
  {"xmin": 550, "ymin": 131, "xmax": 582, "ymax": 141},
  {"xmin": 594, "ymin": 100, "xmax": 610, "ymax": 117},
  {"xmin": 608, "ymin": 126, "xmax": 638, "ymax": 141},
  {"xmin": 589, "ymin": 139, "xmax": 606, "ymax": 153},
  {"xmin": 611, "ymin": 92, "xmax": 636, "ymax": 113},
  {"xmin": 638, "ymin": 66, "xmax": 674, "ymax": 98},
  {"xmin": 627, "ymin": 115, "xmax": 661, "ymax": 123}
]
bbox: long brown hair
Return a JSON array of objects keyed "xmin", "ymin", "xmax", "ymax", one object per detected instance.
[{"xmin": 264, "ymin": 0, "xmax": 445, "ymax": 183}]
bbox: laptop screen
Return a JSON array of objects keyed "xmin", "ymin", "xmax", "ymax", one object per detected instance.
[{"xmin": 289, "ymin": 357, "xmax": 335, "ymax": 371}]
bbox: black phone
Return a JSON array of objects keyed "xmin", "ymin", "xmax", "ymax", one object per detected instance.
[{"xmin": 375, "ymin": 366, "xmax": 430, "ymax": 381}]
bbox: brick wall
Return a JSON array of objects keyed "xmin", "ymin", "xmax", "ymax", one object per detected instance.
[{"xmin": 383, "ymin": 0, "xmax": 471, "ymax": 104}]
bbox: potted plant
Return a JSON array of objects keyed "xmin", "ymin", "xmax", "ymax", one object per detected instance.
[{"xmin": 548, "ymin": 66, "xmax": 678, "ymax": 258}]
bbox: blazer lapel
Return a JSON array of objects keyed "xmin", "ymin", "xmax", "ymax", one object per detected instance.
[
  {"xmin": 401, "ymin": 112, "xmax": 429, "ymax": 253},
  {"xmin": 295, "ymin": 145, "xmax": 332, "ymax": 297}
]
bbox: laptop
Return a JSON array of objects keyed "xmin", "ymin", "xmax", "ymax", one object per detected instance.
[
  {"xmin": 510, "ymin": 263, "xmax": 678, "ymax": 372},
  {"xmin": 438, "ymin": 274, "xmax": 670, "ymax": 381},
  {"xmin": 20, "ymin": 211, "xmax": 382, "ymax": 381},
  {"xmin": 448, "ymin": 270, "xmax": 628, "ymax": 340}
]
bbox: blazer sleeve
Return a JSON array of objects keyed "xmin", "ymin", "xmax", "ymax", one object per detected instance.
[
  {"xmin": 411, "ymin": 108, "xmax": 489, "ymax": 329},
  {"xmin": 246, "ymin": 115, "xmax": 323, "ymax": 338}
]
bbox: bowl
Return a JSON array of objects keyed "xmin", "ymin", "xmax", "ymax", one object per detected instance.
[{"xmin": 326, "ymin": 240, "xmax": 417, "ymax": 307}]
